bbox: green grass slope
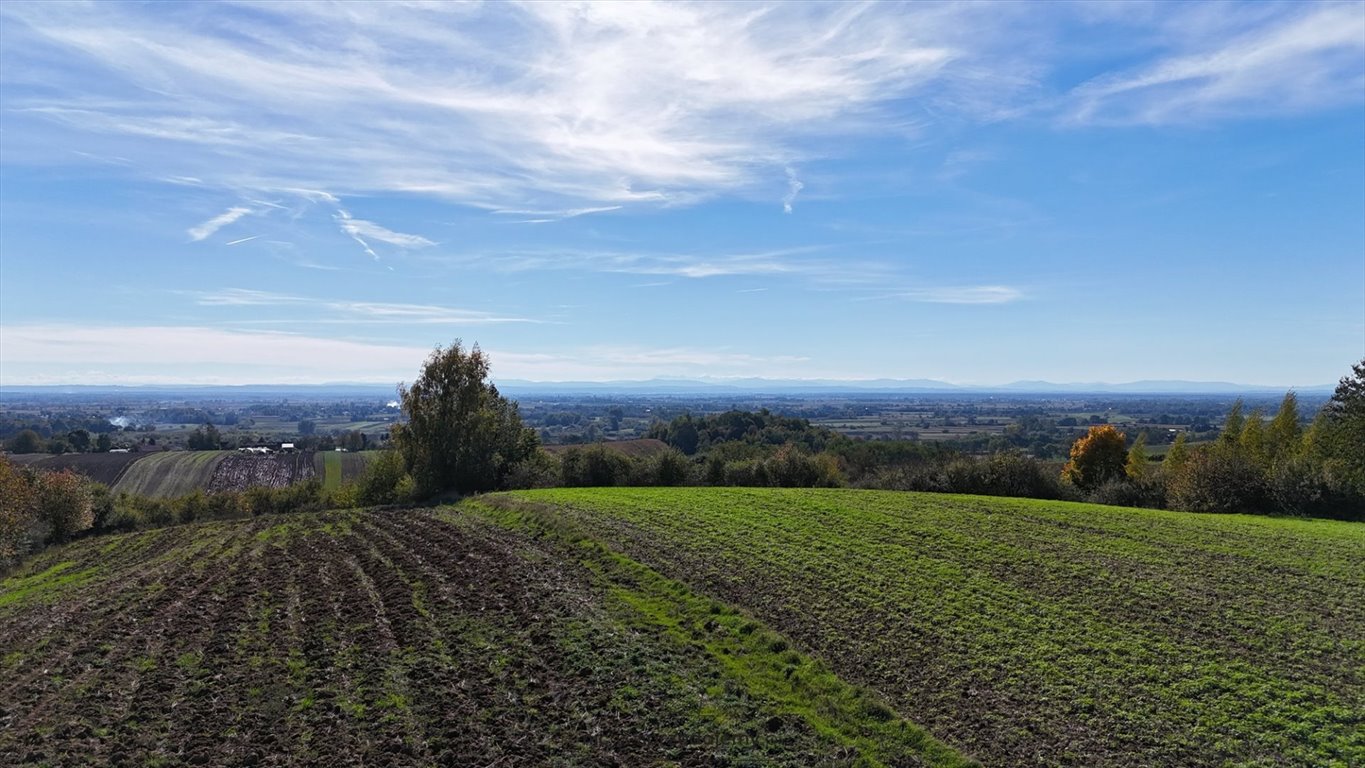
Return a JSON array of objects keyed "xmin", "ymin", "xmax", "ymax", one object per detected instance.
[
  {"xmin": 314, "ymin": 450, "xmax": 382, "ymax": 490},
  {"xmin": 111, "ymin": 450, "xmax": 229, "ymax": 498},
  {"xmin": 1, "ymin": 507, "xmax": 971, "ymax": 767},
  {"xmin": 489, "ymin": 487, "xmax": 1365, "ymax": 768}
]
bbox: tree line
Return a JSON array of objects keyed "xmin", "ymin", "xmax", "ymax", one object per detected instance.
[{"xmin": 5, "ymin": 346, "xmax": 1361, "ymax": 572}]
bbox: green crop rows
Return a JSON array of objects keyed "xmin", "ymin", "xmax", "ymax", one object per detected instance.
[
  {"xmin": 489, "ymin": 487, "xmax": 1365, "ymax": 767},
  {"xmin": 111, "ymin": 450, "xmax": 229, "ymax": 498}
]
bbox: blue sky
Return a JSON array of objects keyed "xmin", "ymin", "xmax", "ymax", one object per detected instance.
[{"xmin": 1, "ymin": 1, "xmax": 1362, "ymax": 387}]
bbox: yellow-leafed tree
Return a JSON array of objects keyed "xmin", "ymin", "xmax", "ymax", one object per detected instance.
[{"xmin": 1062, "ymin": 425, "xmax": 1128, "ymax": 490}]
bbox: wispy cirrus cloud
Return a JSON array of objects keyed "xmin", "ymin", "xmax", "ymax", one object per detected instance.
[
  {"xmin": 333, "ymin": 208, "xmax": 434, "ymax": 262},
  {"xmin": 491, "ymin": 206, "xmax": 623, "ymax": 224},
  {"xmin": 3, "ymin": 1, "xmax": 1360, "ymax": 218},
  {"xmin": 782, "ymin": 167, "xmax": 804, "ymax": 214},
  {"xmin": 439, "ymin": 244, "xmax": 846, "ymax": 282},
  {"xmin": 1067, "ymin": 3, "xmax": 1365, "ymax": 125},
  {"xmin": 0, "ymin": 1, "xmax": 999, "ymax": 209},
  {"xmin": 192, "ymin": 288, "xmax": 538, "ymax": 325},
  {"xmin": 187, "ymin": 206, "xmax": 252, "ymax": 241},
  {"xmin": 896, "ymin": 285, "xmax": 1024, "ymax": 304}
]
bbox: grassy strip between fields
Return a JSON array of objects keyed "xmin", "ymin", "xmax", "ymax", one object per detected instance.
[
  {"xmin": 462, "ymin": 497, "xmax": 977, "ymax": 768},
  {"xmin": 320, "ymin": 451, "xmax": 343, "ymax": 491}
]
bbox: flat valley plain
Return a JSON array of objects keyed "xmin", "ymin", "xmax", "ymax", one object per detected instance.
[{"xmin": 2, "ymin": 488, "xmax": 1361, "ymax": 767}]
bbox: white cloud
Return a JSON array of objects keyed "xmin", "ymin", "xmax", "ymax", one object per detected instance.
[
  {"xmin": 195, "ymin": 288, "xmax": 302, "ymax": 306},
  {"xmin": 0, "ymin": 325, "xmax": 816, "ymax": 384},
  {"xmin": 782, "ymin": 167, "xmax": 804, "ymax": 214},
  {"xmin": 187, "ymin": 206, "xmax": 251, "ymax": 241},
  {"xmin": 192, "ymin": 288, "xmax": 538, "ymax": 325},
  {"xmin": 439, "ymin": 245, "xmax": 840, "ymax": 282},
  {"xmin": 1067, "ymin": 3, "xmax": 1365, "ymax": 125},
  {"xmin": 4, "ymin": 1, "xmax": 1359, "ymax": 214},
  {"xmin": 335, "ymin": 211, "xmax": 435, "ymax": 249},
  {"xmin": 0, "ymin": 2, "xmax": 983, "ymax": 208},
  {"xmin": 896, "ymin": 285, "xmax": 1024, "ymax": 304},
  {"xmin": 492, "ymin": 205, "xmax": 622, "ymax": 223},
  {"xmin": 0, "ymin": 324, "xmax": 431, "ymax": 384}
]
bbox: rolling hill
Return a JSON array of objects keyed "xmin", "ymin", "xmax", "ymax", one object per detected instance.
[
  {"xmin": 481, "ymin": 488, "xmax": 1365, "ymax": 767},
  {"xmin": 3, "ymin": 488, "xmax": 1360, "ymax": 767},
  {"xmin": 0, "ymin": 502, "xmax": 970, "ymax": 767}
]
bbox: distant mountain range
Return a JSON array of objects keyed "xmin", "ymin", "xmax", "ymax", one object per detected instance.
[{"xmin": 0, "ymin": 378, "xmax": 1334, "ymax": 398}]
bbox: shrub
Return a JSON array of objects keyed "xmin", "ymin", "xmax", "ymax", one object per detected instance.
[
  {"xmin": 1088, "ymin": 476, "xmax": 1167, "ymax": 509},
  {"xmin": 1267, "ymin": 455, "xmax": 1365, "ymax": 520},
  {"xmin": 1168, "ymin": 447, "xmax": 1269, "ymax": 514},
  {"xmin": 245, "ymin": 479, "xmax": 326, "ymax": 516},
  {"xmin": 560, "ymin": 445, "xmax": 633, "ymax": 487},
  {"xmin": 88, "ymin": 484, "xmax": 116, "ymax": 532},
  {"xmin": 0, "ymin": 458, "xmax": 38, "ymax": 565},
  {"xmin": 326, "ymin": 482, "xmax": 361, "ymax": 510},
  {"xmin": 977, "ymin": 451, "xmax": 1070, "ymax": 500},
  {"xmin": 203, "ymin": 491, "xmax": 248, "ymax": 522},
  {"xmin": 502, "ymin": 451, "xmax": 562, "ymax": 490},
  {"xmin": 356, "ymin": 451, "xmax": 414, "ymax": 506},
  {"xmin": 177, "ymin": 490, "xmax": 209, "ymax": 524},
  {"xmin": 649, "ymin": 449, "xmax": 693, "ymax": 487},
  {"xmin": 37, "ymin": 471, "xmax": 94, "ymax": 543}
]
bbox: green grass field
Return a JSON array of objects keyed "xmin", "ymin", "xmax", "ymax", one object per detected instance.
[
  {"xmin": 111, "ymin": 450, "xmax": 229, "ymax": 498},
  {"xmin": 314, "ymin": 451, "xmax": 382, "ymax": 490},
  {"xmin": 484, "ymin": 488, "xmax": 1365, "ymax": 767}
]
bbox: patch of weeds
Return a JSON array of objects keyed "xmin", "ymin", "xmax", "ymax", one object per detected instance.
[{"xmin": 0, "ymin": 561, "xmax": 101, "ymax": 608}]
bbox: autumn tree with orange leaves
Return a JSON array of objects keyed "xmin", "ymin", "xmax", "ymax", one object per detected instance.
[{"xmin": 1062, "ymin": 425, "xmax": 1128, "ymax": 490}]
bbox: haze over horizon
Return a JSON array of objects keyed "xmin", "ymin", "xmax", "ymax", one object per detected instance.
[{"xmin": 2, "ymin": 1, "xmax": 1362, "ymax": 387}]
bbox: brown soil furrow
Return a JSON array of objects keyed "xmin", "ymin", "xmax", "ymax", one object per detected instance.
[
  {"xmin": 165, "ymin": 535, "xmax": 282, "ymax": 766},
  {"xmin": 0, "ymin": 532, "xmax": 235, "ymax": 707},
  {"xmin": 1, "ymin": 525, "xmax": 255, "ymax": 765}
]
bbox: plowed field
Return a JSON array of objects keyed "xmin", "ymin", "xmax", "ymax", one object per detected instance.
[
  {"xmin": 0, "ymin": 452, "xmax": 149, "ymax": 485},
  {"xmin": 488, "ymin": 488, "xmax": 1365, "ymax": 768},
  {"xmin": 110, "ymin": 451, "xmax": 228, "ymax": 498},
  {"xmin": 208, "ymin": 451, "xmax": 315, "ymax": 493},
  {"xmin": 0, "ymin": 507, "xmax": 971, "ymax": 767}
]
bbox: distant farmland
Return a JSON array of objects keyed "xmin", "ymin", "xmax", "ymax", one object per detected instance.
[
  {"xmin": 10, "ymin": 449, "xmax": 379, "ymax": 497},
  {"xmin": 109, "ymin": 451, "xmax": 229, "ymax": 498},
  {"xmin": 485, "ymin": 488, "xmax": 1365, "ymax": 767},
  {"xmin": 0, "ymin": 451, "xmax": 150, "ymax": 485},
  {"xmin": 208, "ymin": 452, "xmax": 316, "ymax": 493}
]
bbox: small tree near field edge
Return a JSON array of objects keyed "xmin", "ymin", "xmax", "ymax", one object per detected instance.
[{"xmin": 393, "ymin": 340, "xmax": 539, "ymax": 497}]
